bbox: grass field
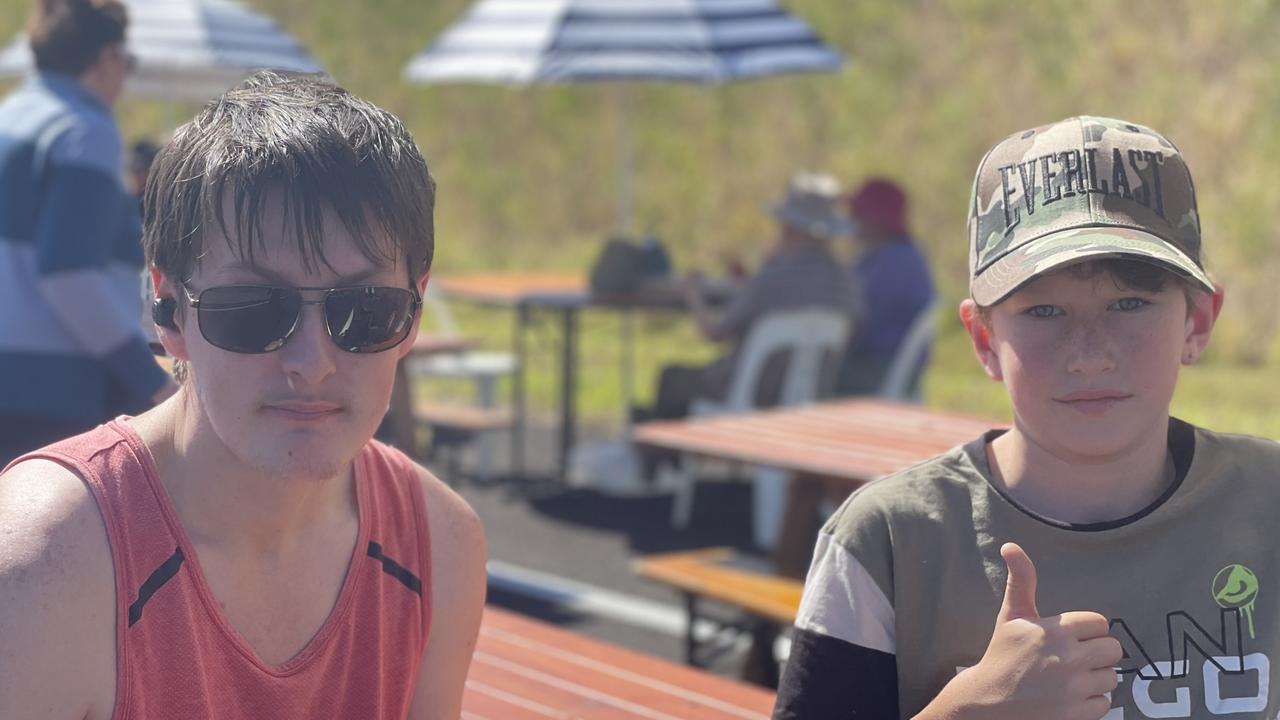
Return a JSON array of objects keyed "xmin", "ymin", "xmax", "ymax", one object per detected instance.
[{"xmin": 428, "ymin": 296, "xmax": 1280, "ymax": 441}]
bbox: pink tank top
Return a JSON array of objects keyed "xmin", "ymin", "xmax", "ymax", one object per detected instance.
[{"xmin": 25, "ymin": 420, "xmax": 432, "ymax": 720}]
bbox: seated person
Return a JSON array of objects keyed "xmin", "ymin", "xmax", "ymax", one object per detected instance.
[
  {"xmin": 641, "ymin": 172, "xmax": 861, "ymax": 430},
  {"xmin": 835, "ymin": 178, "xmax": 936, "ymax": 396}
]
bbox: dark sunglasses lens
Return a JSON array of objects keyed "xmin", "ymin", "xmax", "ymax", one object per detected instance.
[
  {"xmin": 324, "ymin": 287, "xmax": 416, "ymax": 353},
  {"xmin": 197, "ymin": 286, "xmax": 300, "ymax": 353}
]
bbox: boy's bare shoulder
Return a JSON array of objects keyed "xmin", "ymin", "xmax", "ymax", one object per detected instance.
[
  {"xmin": 0, "ymin": 459, "xmax": 117, "ymax": 718},
  {"xmin": 411, "ymin": 463, "xmax": 486, "ymax": 563},
  {"xmin": 0, "ymin": 457, "xmax": 114, "ymax": 580}
]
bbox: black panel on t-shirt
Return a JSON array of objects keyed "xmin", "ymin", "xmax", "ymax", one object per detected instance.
[{"xmin": 773, "ymin": 627, "xmax": 898, "ymax": 719}]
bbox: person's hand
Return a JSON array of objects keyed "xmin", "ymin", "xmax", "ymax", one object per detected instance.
[
  {"xmin": 916, "ymin": 543, "xmax": 1122, "ymax": 720},
  {"xmin": 719, "ymin": 252, "xmax": 747, "ymax": 280},
  {"xmin": 151, "ymin": 378, "xmax": 180, "ymax": 406}
]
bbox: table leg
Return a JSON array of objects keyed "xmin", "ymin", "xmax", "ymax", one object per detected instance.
[
  {"xmin": 742, "ymin": 620, "xmax": 781, "ymax": 688},
  {"xmin": 771, "ymin": 472, "xmax": 828, "ymax": 579},
  {"xmin": 683, "ymin": 592, "xmax": 700, "ymax": 666},
  {"xmin": 388, "ymin": 360, "xmax": 417, "ymax": 457},
  {"xmin": 511, "ymin": 304, "xmax": 529, "ymax": 481},
  {"xmin": 620, "ymin": 309, "xmax": 635, "ymax": 423},
  {"xmin": 557, "ymin": 306, "xmax": 578, "ymax": 483}
]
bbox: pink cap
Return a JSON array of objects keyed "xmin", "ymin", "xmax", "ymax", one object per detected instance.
[{"xmin": 846, "ymin": 179, "xmax": 908, "ymax": 236}]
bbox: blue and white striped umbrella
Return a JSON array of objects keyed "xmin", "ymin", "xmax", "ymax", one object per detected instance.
[
  {"xmin": 404, "ymin": 0, "xmax": 843, "ymax": 86},
  {"xmin": 405, "ymin": 0, "xmax": 844, "ymax": 232},
  {"xmin": 0, "ymin": 0, "xmax": 325, "ymax": 101}
]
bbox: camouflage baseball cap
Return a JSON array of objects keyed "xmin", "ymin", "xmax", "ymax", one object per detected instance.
[{"xmin": 968, "ymin": 115, "xmax": 1214, "ymax": 306}]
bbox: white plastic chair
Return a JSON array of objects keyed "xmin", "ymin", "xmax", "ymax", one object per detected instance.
[
  {"xmin": 406, "ymin": 285, "xmax": 519, "ymax": 481},
  {"xmin": 667, "ymin": 308, "xmax": 852, "ymax": 534},
  {"xmin": 876, "ymin": 297, "xmax": 942, "ymax": 402}
]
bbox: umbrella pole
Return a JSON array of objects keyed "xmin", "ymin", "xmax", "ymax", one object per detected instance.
[{"xmin": 615, "ymin": 84, "xmax": 633, "ymax": 237}]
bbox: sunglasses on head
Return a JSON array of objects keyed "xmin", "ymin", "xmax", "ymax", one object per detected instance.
[{"xmin": 180, "ymin": 284, "xmax": 421, "ymax": 354}]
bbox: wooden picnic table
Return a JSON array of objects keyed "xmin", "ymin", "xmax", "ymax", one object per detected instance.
[
  {"xmin": 632, "ymin": 398, "xmax": 1002, "ymax": 578},
  {"xmin": 436, "ymin": 272, "xmax": 731, "ymax": 483},
  {"xmin": 632, "ymin": 399, "xmax": 1002, "ymax": 683},
  {"xmin": 466, "ymin": 606, "xmax": 776, "ymax": 720}
]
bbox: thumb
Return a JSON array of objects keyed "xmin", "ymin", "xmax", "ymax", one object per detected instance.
[{"xmin": 998, "ymin": 542, "xmax": 1039, "ymax": 622}]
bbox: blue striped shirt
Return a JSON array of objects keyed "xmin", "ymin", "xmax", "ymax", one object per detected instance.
[{"xmin": 0, "ymin": 72, "xmax": 167, "ymax": 423}]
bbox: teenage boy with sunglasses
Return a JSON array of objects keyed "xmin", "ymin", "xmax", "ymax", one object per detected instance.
[
  {"xmin": 774, "ymin": 117, "xmax": 1280, "ymax": 719},
  {"xmin": 0, "ymin": 72, "xmax": 486, "ymax": 719}
]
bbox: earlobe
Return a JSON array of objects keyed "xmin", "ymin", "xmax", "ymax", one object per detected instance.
[
  {"xmin": 1181, "ymin": 285, "xmax": 1224, "ymax": 365},
  {"xmin": 959, "ymin": 299, "xmax": 1003, "ymax": 381}
]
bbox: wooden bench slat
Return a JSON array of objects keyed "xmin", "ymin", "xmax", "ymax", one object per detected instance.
[
  {"xmin": 634, "ymin": 549, "xmax": 802, "ymax": 626},
  {"xmin": 474, "ymin": 608, "xmax": 775, "ymax": 718},
  {"xmin": 468, "ymin": 654, "xmax": 657, "ymax": 719},
  {"xmin": 463, "ymin": 675, "xmax": 564, "ymax": 720}
]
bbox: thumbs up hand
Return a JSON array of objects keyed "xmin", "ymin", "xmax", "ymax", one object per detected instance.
[
  {"xmin": 998, "ymin": 541, "xmax": 1041, "ymax": 622},
  {"xmin": 914, "ymin": 543, "xmax": 1124, "ymax": 720}
]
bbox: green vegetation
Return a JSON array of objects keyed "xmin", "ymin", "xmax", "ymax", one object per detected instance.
[{"xmin": 2, "ymin": 0, "xmax": 1277, "ymax": 437}]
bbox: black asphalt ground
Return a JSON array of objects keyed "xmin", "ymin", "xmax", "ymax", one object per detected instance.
[{"xmin": 438, "ymin": 422, "xmax": 784, "ymax": 682}]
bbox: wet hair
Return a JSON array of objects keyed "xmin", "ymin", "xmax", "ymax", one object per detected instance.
[
  {"xmin": 28, "ymin": 0, "xmax": 127, "ymax": 76},
  {"xmin": 975, "ymin": 258, "xmax": 1205, "ymax": 325},
  {"xmin": 143, "ymin": 70, "xmax": 435, "ymax": 289}
]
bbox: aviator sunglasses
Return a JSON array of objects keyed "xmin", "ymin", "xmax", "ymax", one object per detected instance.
[{"xmin": 180, "ymin": 283, "xmax": 421, "ymax": 354}]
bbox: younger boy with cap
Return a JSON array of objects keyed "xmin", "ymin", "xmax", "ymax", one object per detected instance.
[{"xmin": 774, "ymin": 117, "xmax": 1280, "ymax": 718}]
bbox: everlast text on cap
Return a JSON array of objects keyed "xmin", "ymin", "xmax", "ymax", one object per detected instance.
[{"xmin": 967, "ymin": 116, "xmax": 1214, "ymax": 307}]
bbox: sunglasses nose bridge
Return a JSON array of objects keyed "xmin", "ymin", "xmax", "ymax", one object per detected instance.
[{"xmin": 275, "ymin": 299, "xmax": 340, "ymax": 382}]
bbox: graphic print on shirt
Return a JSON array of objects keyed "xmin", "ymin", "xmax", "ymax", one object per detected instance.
[
  {"xmin": 1213, "ymin": 564, "xmax": 1259, "ymax": 640},
  {"xmin": 950, "ymin": 564, "xmax": 1270, "ymax": 717},
  {"xmin": 1098, "ymin": 563, "xmax": 1267, "ymax": 717}
]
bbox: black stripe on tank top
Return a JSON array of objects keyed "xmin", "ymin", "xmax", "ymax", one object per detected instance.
[
  {"xmin": 128, "ymin": 547, "xmax": 185, "ymax": 627},
  {"xmin": 368, "ymin": 541, "xmax": 422, "ymax": 596}
]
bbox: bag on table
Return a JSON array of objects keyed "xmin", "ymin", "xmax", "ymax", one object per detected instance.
[{"xmin": 589, "ymin": 235, "xmax": 672, "ymax": 294}]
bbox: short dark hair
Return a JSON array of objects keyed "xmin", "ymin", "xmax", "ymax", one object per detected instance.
[
  {"xmin": 143, "ymin": 71, "xmax": 435, "ymax": 288},
  {"xmin": 975, "ymin": 258, "xmax": 1206, "ymax": 325},
  {"xmin": 28, "ymin": 0, "xmax": 127, "ymax": 76}
]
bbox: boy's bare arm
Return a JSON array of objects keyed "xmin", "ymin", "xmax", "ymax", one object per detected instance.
[
  {"xmin": 914, "ymin": 543, "xmax": 1122, "ymax": 720},
  {"xmin": 406, "ymin": 465, "xmax": 488, "ymax": 720},
  {"xmin": 0, "ymin": 460, "xmax": 117, "ymax": 720}
]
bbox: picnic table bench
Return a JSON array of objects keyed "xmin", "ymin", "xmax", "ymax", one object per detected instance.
[
  {"xmin": 465, "ymin": 606, "xmax": 776, "ymax": 719},
  {"xmin": 633, "ymin": 548, "xmax": 803, "ymax": 683},
  {"xmin": 632, "ymin": 399, "xmax": 1002, "ymax": 683}
]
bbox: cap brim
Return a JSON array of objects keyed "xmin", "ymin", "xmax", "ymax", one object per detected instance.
[
  {"xmin": 769, "ymin": 204, "xmax": 854, "ymax": 239},
  {"xmin": 970, "ymin": 226, "xmax": 1214, "ymax": 306}
]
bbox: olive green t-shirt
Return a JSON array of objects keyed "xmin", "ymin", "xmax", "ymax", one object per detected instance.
[{"xmin": 782, "ymin": 419, "xmax": 1280, "ymax": 718}]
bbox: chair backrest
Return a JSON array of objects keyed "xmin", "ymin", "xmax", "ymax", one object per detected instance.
[
  {"xmin": 877, "ymin": 297, "xmax": 942, "ymax": 402},
  {"xmin": 722, "ymin": 308, "xmax": 851, "ymax": 411}
]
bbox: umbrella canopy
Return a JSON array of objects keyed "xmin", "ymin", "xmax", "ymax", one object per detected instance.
[
  {"xmin": 404, "ymin": 0, "xmax": 842, "ymax": 85},
  {"xmin": 0, "ymin": 0, "xmax": 325, "ymax": 101},
  {"xmin": 404, "ymin": 0, "xmax": 844, "ymax": 232}
]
